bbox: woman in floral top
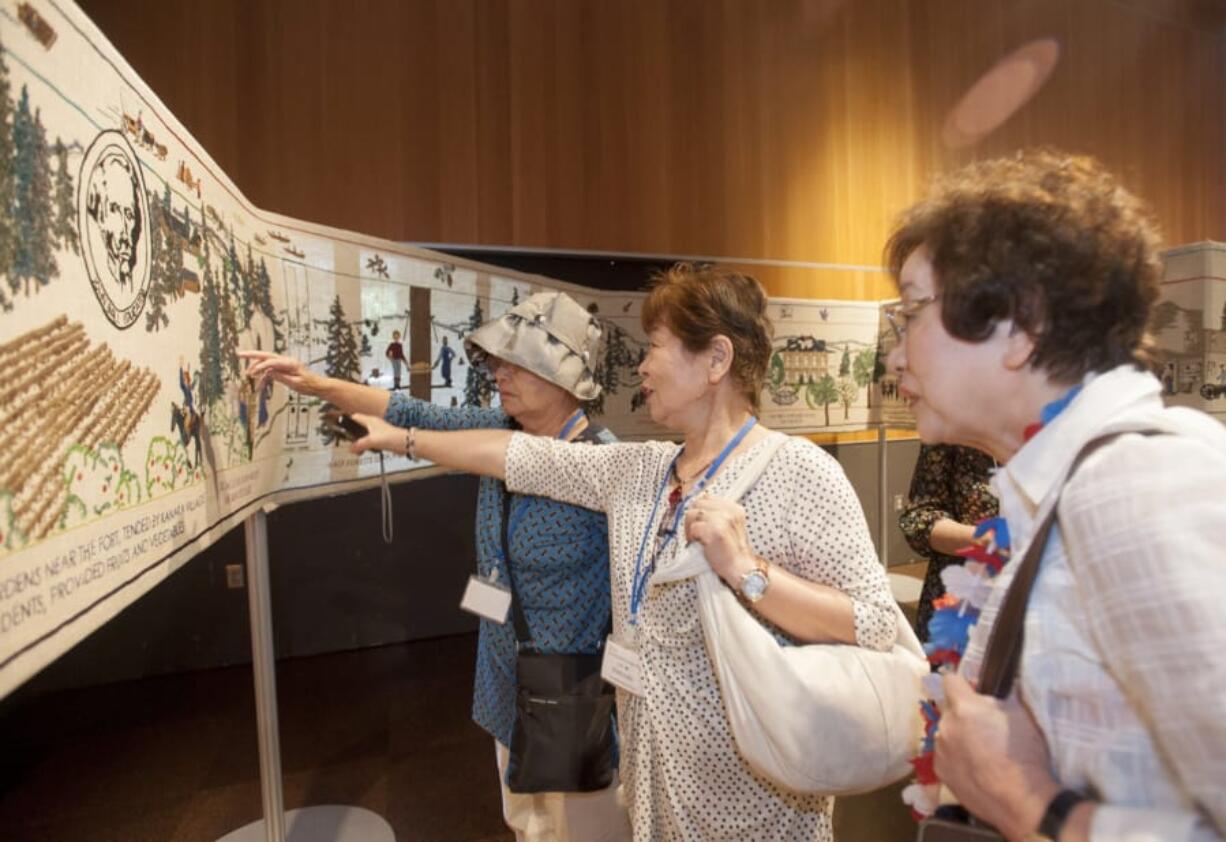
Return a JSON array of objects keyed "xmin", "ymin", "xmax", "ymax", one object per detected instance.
[{"xmin": 898, "ymin": 444, "xmax": 997, "ymax": 641}]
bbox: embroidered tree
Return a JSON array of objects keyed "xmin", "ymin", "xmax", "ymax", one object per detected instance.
[
  {"xmin": 248, "ymin": 248, "xmax": 284, "ymax": 351},
  {"xmin": 806, "ymin": 373, "xmax": 840, "ymax": 427},
  {"xmin": 324, "ymin": 295, "xmax": 362, "ymax": 383},
  {"xmin": 52, "ymin": 137, "xmax": 79, "ymax": 255},
  {"xmin": 319, "ymin": 296, "xmax": 363, "ymax": 445},
  {"xmin": 852, "ymin": 346, "xmax": 878, "ymax": 409},
  {"xmin": 590, "ymin": 319, "xmax": 647, "ymax": 415},
  {"xmin": 197, "ymin": 234, "xmax": 225, "ymax": 407},
  {"xmin": 147, "ymin": 185, "xmax": 189, "ymax": 332},
  {"xmin": 246, "ymin": 243, "xmax": 262, "ymax": 320},
  {"xmin": 0, "ymin": 39, "xmax": 15, "ymax": 307},
  {"xmin": 462, "ymin": 298, "xmax": 493, "ymax": 407},
  {"xmin": 10, "ymin": 90, "xmax": 57, "ymax": 297},
  {"xmin": 838, "ymin": 347, "xmax": 851, "ymax": 378},
  {"xmin": 216, "ymin": 239, "xmax": 242, "ymax": 381},
  {"xmin": 768, "ymin": 351, "xmax": 785, "ymax": 389},
  {"xmin": 229, "ymin": 234, "xmax": 253, "ymax": 328},
  {"xmin": 144, "ymin": 189, "xmax": 171, "ymax": 331},
  {"xmin": 837, "ymin": 376, "xmax": 858, "ymax": 419}
]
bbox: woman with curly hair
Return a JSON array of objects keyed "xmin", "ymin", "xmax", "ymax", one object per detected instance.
[{"xmin": 886, "ymin": 150, "xmax": 1226, "ymax": 840}]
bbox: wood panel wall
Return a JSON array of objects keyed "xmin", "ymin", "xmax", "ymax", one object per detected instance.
[{"xmin": 77, "ymin": 0, "xmax": 1226, "ymax": 300}]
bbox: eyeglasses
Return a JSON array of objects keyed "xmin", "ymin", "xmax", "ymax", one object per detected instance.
[
  {"xmin": 484, "ymin": 357, "xmax": 521, "ymax": 377},
  {"xmin": 883, "ymin": 295, "xmax": 939, "ymax": 341}
]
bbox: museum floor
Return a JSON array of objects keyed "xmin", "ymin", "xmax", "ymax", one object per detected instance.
[{"xmin": 0, "ymin": 566, "xmax": 926, "ymax": 842}]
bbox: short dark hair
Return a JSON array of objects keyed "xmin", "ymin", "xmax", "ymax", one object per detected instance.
[
  {"xmin": 885, "ymin": 149, "xmax": 1163, "ymax": 382},
  {"xmin": 642, "ymin": 263, "xmax": 773, "ymax": 411}
]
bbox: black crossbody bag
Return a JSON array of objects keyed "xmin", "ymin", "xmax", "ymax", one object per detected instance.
[
  {"xmin": 918, "ymin": 432, "xmax": 1154, "ymax": 841},
  {"xmin": 500, "ymin": 484, "xmax": 616, "ymax": 794}
]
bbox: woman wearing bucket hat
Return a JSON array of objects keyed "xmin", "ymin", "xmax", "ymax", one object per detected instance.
[
  {"xmin": 343, "ymin": 264, "xmax": 897, "ymax": 841},
  {"xmin": 241, "ymin": 290, "xmax": 631, "ymax": 842}
]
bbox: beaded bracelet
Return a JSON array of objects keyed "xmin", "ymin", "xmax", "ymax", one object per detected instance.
[{"xmin": 405, "ymin": 427, "xmax": 418, "ymax": 460}]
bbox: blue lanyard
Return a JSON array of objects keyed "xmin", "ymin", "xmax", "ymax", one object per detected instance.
[
  {"xmin": 500, "ymin": 409, "xmax": 588, "ymax": 569},
  {"xmin": 558, "ymin": 409, "xmax": 586, "ymax": 441},
  {"xmin": 628, "ymin": 417, "xmax": 757, "ymax": 625}
]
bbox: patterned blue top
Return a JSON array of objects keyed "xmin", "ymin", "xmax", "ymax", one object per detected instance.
[{"xmin": 385, "ymin": 392, "xmax": 615, "ymax": 747}]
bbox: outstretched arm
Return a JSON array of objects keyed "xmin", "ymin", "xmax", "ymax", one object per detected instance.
[
  {"xmin": 240, "ymin": 350, "xmax": 389, "ymax": 416},
  {"xmin": 349, "ymin": 412, "xmax": 511, "ymax": 480}
]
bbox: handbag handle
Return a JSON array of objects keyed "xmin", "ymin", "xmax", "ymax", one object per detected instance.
[{"xmin": 977, "ymin": 430, "xmax": 1160, "ymax": 698}]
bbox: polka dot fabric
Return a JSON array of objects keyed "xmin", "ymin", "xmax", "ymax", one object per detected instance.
[{"xmin": 506, "ymin": 432, "xmax": 897, "ymax": 841}]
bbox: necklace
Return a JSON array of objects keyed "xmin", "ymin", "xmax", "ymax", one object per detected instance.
[
  {"xmin": 630, "ymin": 416, "xmax": 757, "ymax": 625},
  {"xmin": 662, "ymin": 454, "xmax": 705, "ymax": 529},
  {"xmin": 672, "ymin": 456, "xmax": 715, "ymax": 485},
  {"xmin": 668, "ymin": 457, "xmax": 715, "ymax": 507}
]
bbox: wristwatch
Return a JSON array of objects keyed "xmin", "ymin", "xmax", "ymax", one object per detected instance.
[
  {"xmin": 1021, "ymin": 789, "xmax": 1091, "ymax": 842},
  {"xmin": 738, "ymin": 561, "xmax": 770, "ymax": 603}
]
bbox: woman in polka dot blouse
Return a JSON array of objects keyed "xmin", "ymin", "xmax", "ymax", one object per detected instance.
[{"xmin": 349, "ymin": 264, "xmax": 898, "ymax": 841}]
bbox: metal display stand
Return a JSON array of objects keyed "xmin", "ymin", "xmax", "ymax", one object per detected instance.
[
  {"xmin": 877, "ymin": 425, "xmax": 890, "ymax": 568},
  {"xmin": 216, "ymin": 510, "xmax": 394, "ymax": 842}
]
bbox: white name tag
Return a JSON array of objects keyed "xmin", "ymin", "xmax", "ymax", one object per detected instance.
[
  {"xmin": 601, "ymin": 635, "xmax": 644, "ymax": 696},
  {"xmin": 459, "ymin": 575, "xmax": 512, "ymax": 624}
]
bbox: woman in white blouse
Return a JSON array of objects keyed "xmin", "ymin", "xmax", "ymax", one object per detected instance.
[
  {"xmin": 885, "ymin": 151, "xmax": 1226, "ymax": 840},
  {"xmin": 347, "ymin": 263, "xmax": 897, "ymax": 840}
]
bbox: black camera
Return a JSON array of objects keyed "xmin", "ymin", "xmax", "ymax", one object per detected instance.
[{"xmin": 321, "ymin": 410, "xmax": 368, "ymax": 442}]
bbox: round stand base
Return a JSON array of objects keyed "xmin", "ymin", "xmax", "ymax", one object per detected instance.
[{"xmin": 217, "ymin": 805, "xmax": 395, "ymax": 842}]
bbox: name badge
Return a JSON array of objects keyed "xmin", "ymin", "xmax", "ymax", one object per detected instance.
[
  {"xmin": 460, "ymin": 575, "xmax": 511, "ymax": 624},
  {"xmin": 601, "ymin": 635, "xmax": 644, "ymax": 696}
]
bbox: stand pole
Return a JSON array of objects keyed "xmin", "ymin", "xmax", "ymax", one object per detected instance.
[
  {"xmin": 218, "ymin": 510, "xmax": 394, "ymax": 842},
  {"xmin": 878, "ymin": 425, "xmax": 889, "ymax": 568},
  {"xmin": 243, "ymin": 509, "xmax": 285, "ymax": 842}
]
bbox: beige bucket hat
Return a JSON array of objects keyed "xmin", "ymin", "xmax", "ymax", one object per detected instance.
[{"xmin": 464, "ymin": 291, "xmax": 603, "ymax": 400}]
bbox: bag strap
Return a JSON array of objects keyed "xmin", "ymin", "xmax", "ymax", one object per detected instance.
[
  {"xmin": 650, "ymin": 432, "xmax": 790, "ymax": 585},
  {"xmin": 977, "ymin": 430, "xmax": 1161, "ymax": 698},
  {"xmin": 501, "ymin": 423, "xmax": 612, "ymax": 650},
  {"xmin": 501, "ymin": 485, "xmax": 535, "ymax": 647}
]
